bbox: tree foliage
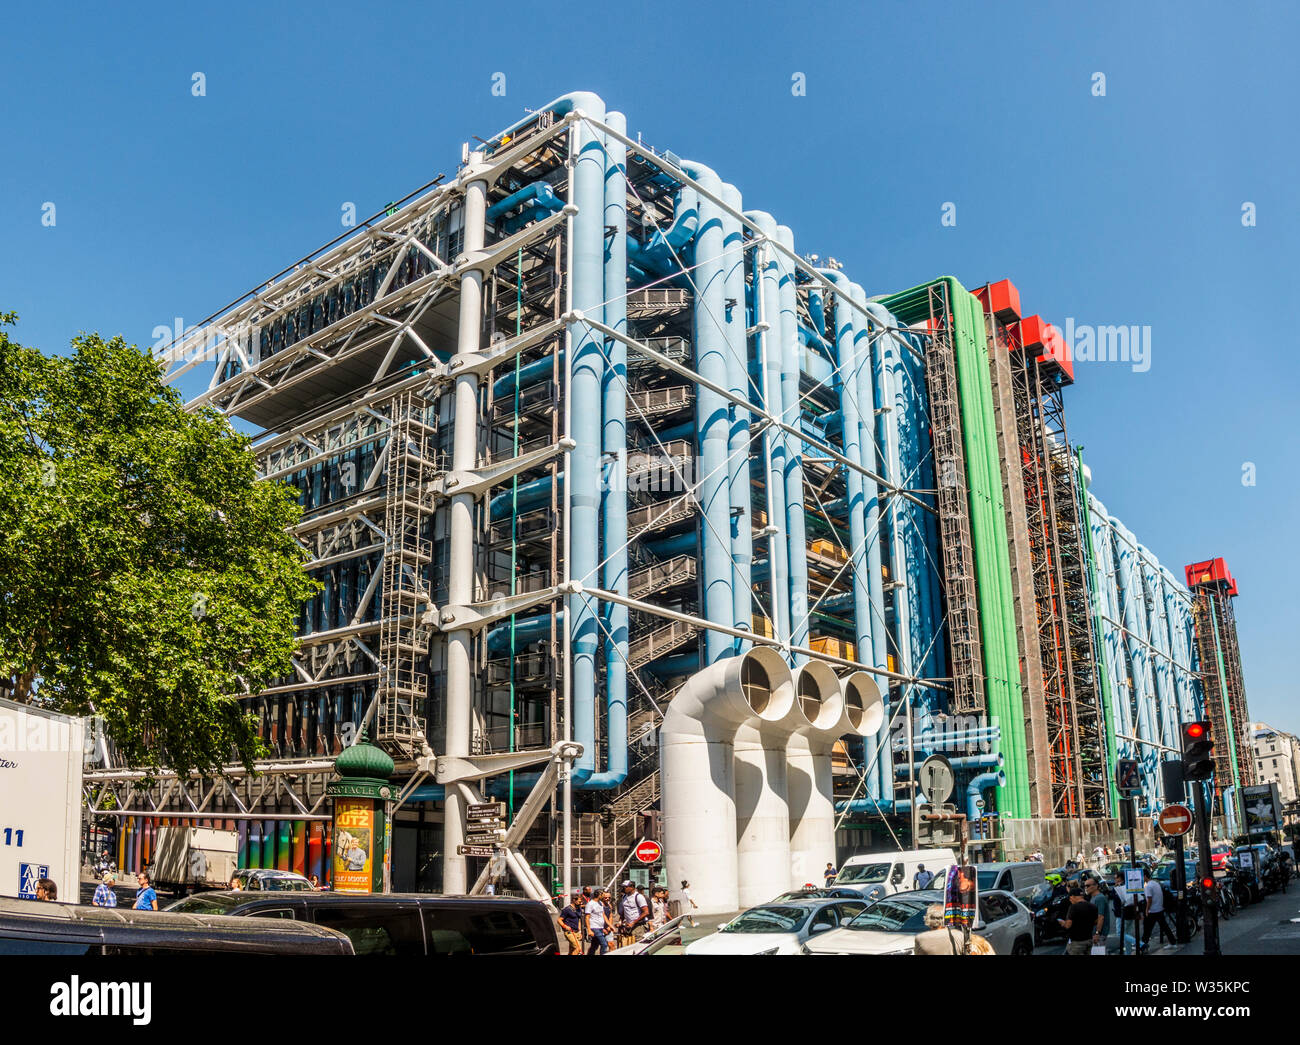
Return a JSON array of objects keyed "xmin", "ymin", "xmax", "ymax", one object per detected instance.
[{"xmin": 0, "ymin": 316, "xmax": 318, "ymax": 776}]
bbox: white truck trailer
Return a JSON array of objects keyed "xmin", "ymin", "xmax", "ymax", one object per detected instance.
[
  {"xmin": 0, "ymin": 697, "xmax": 84, "ymax": 903},
  {"xmin": 151, "ymin": 826, "xmax": 239, "ymax": 893}
]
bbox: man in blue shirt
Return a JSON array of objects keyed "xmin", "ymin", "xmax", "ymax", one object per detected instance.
[
  {"xmin": 133, "ymin": 871, "xmax": 158, "ymax": 911},
  {"xmin": 557, "ymin": 892, "xmax": 585, "ymax": 955},
  {"xmin": 914, "ymin": 864, "xmax": 935, "ymax": 889},
  {"xmin": 92, "ymin": 871, "xmax": 118, "ymax": 907}
]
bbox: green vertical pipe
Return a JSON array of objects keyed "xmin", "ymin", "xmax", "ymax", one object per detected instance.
[
  {"xmin": 1207, "ymin": 597, "xmax": 1244, "ymax": 827},
  {"xmin": 1078, "ymin": 449, "xmax": 1120, "ymax": 815},
  {"xmin": 880, "ymin": 279, "xmax": 1029, "ymax": 818}
]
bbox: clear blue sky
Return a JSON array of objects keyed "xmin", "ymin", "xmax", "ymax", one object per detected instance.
[{"xmin": 3, "ymin": 1, "xmax": 1296, "ymax": 731}]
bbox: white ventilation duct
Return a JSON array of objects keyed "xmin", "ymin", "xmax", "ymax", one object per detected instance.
[
  {"xmin": 660, "ymin": 646, "xmax": 794, "ymax": 915},
  {"xmin": 787, "ymin": 670, "xmax": 883, "ymax": 888},
  {"xmin": 734, "ymin": 662, "xmax": 839, "ymax": 908}
]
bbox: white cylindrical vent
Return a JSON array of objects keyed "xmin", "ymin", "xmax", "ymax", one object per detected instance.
[
  {"xmin": 661, "ymin": 647, "xmax": 794, "ymax": 915},
  {"xmin": 788, "ymin": 670, "xmax": 881, "ymax": 887},
  {"xmin": 735, "ymin": 661, "xmax": 835, "ymax": 907}
]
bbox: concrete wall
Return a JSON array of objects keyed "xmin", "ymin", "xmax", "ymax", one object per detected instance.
[{"xmin": 993, "ymin": 817, "xmax": 1156, "ymax": 866}]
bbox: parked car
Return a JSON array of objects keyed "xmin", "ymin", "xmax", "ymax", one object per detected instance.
[
  {"xmin": 164, "ymin": 891, "xmax": 559, "ymax": 955},
  {"xmin": 684, "ymin": 897, "xmax": 869, "ymax": 955},
  {"xmin": 803, "ymin": 888, "xmax": 1035, "ymax": 956},
  {"xmin": 0, "ymin": 896, "xmax": 353, "ymax": 955},
  {"xmin": 228, "ymin": 868, "xmax": 315, "ymax": 892},
  {"xmin": 1209, "ymin": 843, "xmax": 1233, "ymax": 871},
  {"xmin": 833, "ymin": 849, "xmax": 956, "ymax": 900},
  {"xmin": 976, "ymin": 861, "xmax": 1047, "ymax": 900},
  {"xmin": 769, "ymin": 887, "xmax": 866, "ymax": 902},
  {"xmin": 606, "ymin": 915, "xmax": 687, "ymax": 956}
]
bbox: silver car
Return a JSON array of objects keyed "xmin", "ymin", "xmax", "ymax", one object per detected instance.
[{"xmin": 803, "ymin": 888, "xmax": 1035, "ymax": 955}]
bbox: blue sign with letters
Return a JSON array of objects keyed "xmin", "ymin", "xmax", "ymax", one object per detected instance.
[{"xmin": 18, "ymin": 862, "xmax": 49, "ymax": 899}]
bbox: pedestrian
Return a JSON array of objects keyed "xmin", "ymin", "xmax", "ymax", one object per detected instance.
[
  {"xmin": 133, "ymin": 870, "xmax": 158, "ymax": 911},
  {"xmin": 678, "ymin": 880, "xmax": 699, "ymax": 928},
  {"xmin": 308, "ymin": 874, "xmax": 321, "ymax": 891},
  {"xmin": 617, "ymin": 879, "xmax": 650, "ymax": 947},
  {"xmin": 1092, "ymin": 844, "xmax": 1104, "ymax": 867},
  {"xmin": 1058, "ymin": 886, "xmax": 1103, "ymax": 955},
  {"xmin": 913, "ymin": 863, "xmax": 935, "ymax": 889},
  {"xmin": 35, "ymin": 878, "xmax": 57, "ymax": 902},
  {"xmin": 1083, "ymin": 875, "xmax": 1127, "ymax": 954},
  {"xmin": 1141, "ymin": 868, "xmax": 1174, "ymax": 949},
  {"xmin": 1112, "ymin": 871, "xmax": 1144, "ymax": 952},
  {"xmin": 92, "ymin": 871, "xmax": 118, "ymax": 907},
  {"xmin": 229, "ymin": 874, "xmax": 242, "ymax": 890},
  {"xmin": 558, "ymin": 891, "xmax": 585, "ymax": 955},
  {"xmin": 824, "ymin": 862, "xmax": 837, "ymax": 887},
  {"xmin": 652, "ymin": 886, "xmax": 670, "ymax": 928},
  {"xmin": 1075, "ymin": 850, "xmax": 1086, "ymax": 869},
  {"xmin": 585, "ymin": 890, "xmax": 611, "ymax": 955}
]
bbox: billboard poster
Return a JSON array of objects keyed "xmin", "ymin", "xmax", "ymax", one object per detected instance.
[
  {"xmin": 1242, "ymin": 783, "xmax": 1281, "ymax": 836},
  {"xmin": 332, "ymin": 798, "xmax": 375, "ymax": 893}
]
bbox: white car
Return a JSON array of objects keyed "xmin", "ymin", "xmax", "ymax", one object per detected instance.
[
  {"xmin": 684, "ymin": 897, "xmax": 869, "ymax": 955},
  {"xmin": 803, "ymin": 889, "xmax": 1035, "ymax": 955}
]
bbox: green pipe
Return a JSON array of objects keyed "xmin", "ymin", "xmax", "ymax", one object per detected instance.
[
  {"xmin": 1207, "ymin": 597, "xmax": 1244, "ymax": 826},
  {"xmin": 879, "ymin": 279, "xmax": 1029, "ymax": 818},
  {"xmin": 1078, "ymin": 449, "xmax": 1119, "ymax": 815}
]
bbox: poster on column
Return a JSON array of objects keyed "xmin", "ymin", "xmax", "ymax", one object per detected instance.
[{"xmin": 333, "ymin": 798, "xmax": 374, "ymax": 893}]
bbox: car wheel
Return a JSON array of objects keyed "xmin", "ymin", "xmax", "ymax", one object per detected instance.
[{"xmin": 1012, "ymin": 936, "xmax": 1033, "ymax": 956}]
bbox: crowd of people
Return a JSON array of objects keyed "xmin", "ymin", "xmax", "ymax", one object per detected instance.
[{"xmin": 555, "ymin": 879, "xmax": 698, "ymax": 955}]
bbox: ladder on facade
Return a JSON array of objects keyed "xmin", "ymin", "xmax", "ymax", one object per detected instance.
[
  {"xmin": 375, "ymin": 390, "xmax": 436, "ymax": 758},
  {"xmin": 925, "ymin": 284, "xmax": 985, "ymax": 713}
]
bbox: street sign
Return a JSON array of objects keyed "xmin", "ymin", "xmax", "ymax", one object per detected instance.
[
  {"xmin": 466, "ymin": 831, "xmax": 501, "ymax": 845},
  {"xmin": 1116, "ymin": 759, "xmax": 1140, "ymax": 795},
  {"xmin": 457, "ymin": 845, "xmax": 494, "ymax": 857},
  {"xmin": 467, "ymin": 802, "xmax": 505, "ymax": 820},
  {"xmin": 975, "ymin": 798, "xmax": 985, "ymax": 810},
  {"xmin": 1157, "ymin": 803, "xmax": 1193, "ymax": 837},
  {"xmin": 918, "ymin": 754, "xmax": 955, "ymax": 805},
  {"xmin": 634, "ymin": 840, "xmax": 662, "ymax": 864},
  {"xmin": 1124, "ymin": 867, "xmax": 1144, "ymax": 894}
]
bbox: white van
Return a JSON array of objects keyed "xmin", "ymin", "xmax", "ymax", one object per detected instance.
[
  {"xmin": 833, "ymin": 849, "xmax": 957, "ymax": 900},
  {"xmin": 973, "ymin": 861, "xmax": 1045, "ymax": 901}
]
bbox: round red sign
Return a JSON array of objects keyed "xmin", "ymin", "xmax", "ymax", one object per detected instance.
[
  {"xmin": 1157, "ymin": 804, "xmax": 1193, "ymax": 836},
  {"xmin": 634, "ymin": 840, "xmax": 662, "ymax": 864}
]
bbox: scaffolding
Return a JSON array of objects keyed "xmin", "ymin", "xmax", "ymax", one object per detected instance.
[{"xmin": 1190, "ymin": 579, "xmax": 1254, "ymax": 814}]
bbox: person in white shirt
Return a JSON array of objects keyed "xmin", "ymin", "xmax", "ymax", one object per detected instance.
[
  {"xmin": 585, "ymin": 892, "xmax": 611, "ymax": 955},
  {"xmin": 677, "ymin": 879, "xmax": 699, "ymax": 928},
  {"xmin": 1141, "ymin": 868, "xmax": 1174, "ymax": 948}
]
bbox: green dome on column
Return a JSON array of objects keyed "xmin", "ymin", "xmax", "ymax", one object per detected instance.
[{"xmin": 334, "ymin": 739, "xmax": 395, "ymax": 781}]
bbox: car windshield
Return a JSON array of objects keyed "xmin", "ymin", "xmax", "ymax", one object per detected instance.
[
  {"xmin": 1028, "ymin": 882, "xmax": 1054, "ymax": 905},
  {"xmin": 720, "ymin": 906, "xmax": 808, "ymax": 933},
  {"xmin": 847, "ymin": 899, "xmax": 928, "ymax": 933},
  {"xmin": 836, "ymin": 862, "xmax": 891, "ymax": 884},
  {"xmin": 165, "ymin": 893, "xmax": 245, "ymax": 915},
  {"xmin": 260, "ymin": 877, "xmax": 311, "ymax": 891},
  {"xmin": 771, "ymin": 891, "xmax": 823, "ymax": 902}
]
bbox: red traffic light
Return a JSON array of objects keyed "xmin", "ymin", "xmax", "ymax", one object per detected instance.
[
  {"xmin": 1185, "ymin": 723, "xmax": 1205, "ymax": 739},
  {"xmin": 1201, "ymin": 876, "xmax": 1215, "ymax": 890}
]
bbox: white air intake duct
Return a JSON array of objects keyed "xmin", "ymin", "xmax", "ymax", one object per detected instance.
[
  {"xmin": 787, "ymin": 670, "xmax": 882, "ymax": 888},
  {"xmin": 660, "ymin": 646, "xmax": 794, "ymax": 915}
]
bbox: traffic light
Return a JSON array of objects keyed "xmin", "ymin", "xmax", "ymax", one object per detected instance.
[
  {"xmin": 1181, "ymin": 721, "xmax": 1215, "ymax": 781},
  {"xmin": 1200, "ymin": 874, "xmax": 1215, "ymax": 891}
]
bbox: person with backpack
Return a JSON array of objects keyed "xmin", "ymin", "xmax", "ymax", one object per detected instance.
[
  {"xmin": 1141, "ymin": 868, "xmax": 1175, "ymax": 949},
  {"xmin": 914, "ymin": 863, "xmax": 935, "ymax": 889},
  {"xmin": 617, "ymin": 880, "xmax": 650, "ymax": 947}
]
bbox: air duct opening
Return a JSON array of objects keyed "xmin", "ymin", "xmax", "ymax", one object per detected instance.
[
  {"xmin": 841, "ymin": 671, "xmax": 884, "ymax": 736},
  {"xmin": 741, "ymin": 655, "xmax": 774, "ymax": 716}
]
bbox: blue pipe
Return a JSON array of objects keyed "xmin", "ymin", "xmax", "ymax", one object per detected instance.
[
  {"xmin": 490, "ymin": 473, "xmax": 559, "ymax": 520},
  {"xmin": 895, "ymin": 753, "xmax": 1003, "ymax": 775},
  {"xmin": 486, "ymin": 182, "xmax": 562, "ymax": 226},
  {"xmin": 644, "ymin": 531, "xmax": 697, "ymax": 559},
  {"xmin": 562, "ymin": 92, "xmax": 608, "ymax": 787},
  {"xmin": 967, "ymin": 769, "xmax": 1008, "ymax": 820},
  {"xmin": 777, "ymin": 225, "xmax": 810, "ymax": 657},
  {"xmin": 493, "ymin": 351, "xmax": 562, "ymax": 399},
  {"xmin": 721, "ymin": 182, "xmax": 753, "ymax": 651},
  {"xmin": 587, "ymin": 110, "xmax": 630, "ymax": 791},
  {"xmin": 744, "ymin": 211, "xmax": 790, "ymax": 643},
  {"xmin": 487, "ymin": 612, "xmax": 561, "ymax": 652},
  {"xmin": 681, "ymin": 160, "xmax": 732, "ymax": 665}
]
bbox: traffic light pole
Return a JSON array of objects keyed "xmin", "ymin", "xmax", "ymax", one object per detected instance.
[{"xmin": 1193, "ymin": 782, "xmax": 1221, "ymax": 956}]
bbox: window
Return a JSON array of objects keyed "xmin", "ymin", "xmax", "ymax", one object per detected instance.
[
  {"xmin": 313, "ymin": 906, "xmax": 425, "ymax": 956},
  {"xmin": 833, "ymin": 902, "xmax": 867, "ymax": 923},
  {"xmin": 424, "ymin": 907, "xmax": 540, "ymax": 954},
  {"xmin": 249, "ymin": 909, "xmax": 295, "ymax": 920},
  {"xmin": 979, "ymin": 896, "xmax": 1014, "ymax": 923}
]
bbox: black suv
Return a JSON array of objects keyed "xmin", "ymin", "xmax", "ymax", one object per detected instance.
[{"xmin": 166, "ymin": 892, "xmax": 559, "ymax": 955}]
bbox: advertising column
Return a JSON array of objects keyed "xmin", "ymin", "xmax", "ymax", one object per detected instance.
[{"xmin": 326, "ymin": 736, "xmax": 395, "ymax": 894}]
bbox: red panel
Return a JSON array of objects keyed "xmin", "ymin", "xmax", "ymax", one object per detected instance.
[
  {"xmin": 986, "ymin": 279, "xmax": 1021, "ymax": 322},
  {"xmin": 1184, "ymin": 557, "xmax": 1239, "ymax": 596},
  {"xmin": 1041, "ymin": 322, "xmax": 1075, "ymax": 385},
  {"xmin": 1019, "ymin": 315, "xmax": 1047, "ymax": 356}
]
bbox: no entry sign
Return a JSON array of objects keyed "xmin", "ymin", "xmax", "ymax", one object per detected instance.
[
  {"xmin": 634, "ymin": 840, "xmax": 662, "ymax": 864},
  {"xmin": 1157, "ymin": 804, "xmax": 1193, "ymax": 836}
]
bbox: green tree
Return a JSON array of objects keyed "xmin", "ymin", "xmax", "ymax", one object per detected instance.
[{"xmin": 0, "ymin": 315, "xmax": 318, "ymax": 776}]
